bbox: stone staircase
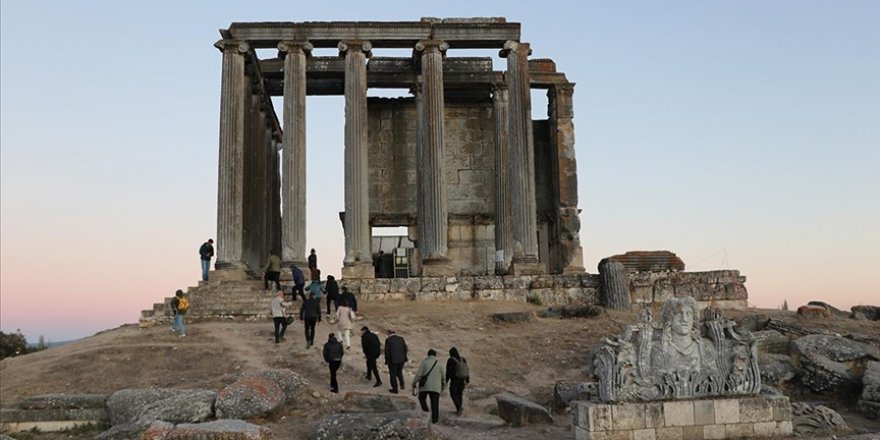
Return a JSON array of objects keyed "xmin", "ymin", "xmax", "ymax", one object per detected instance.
[{"xmin": 139, "ymin": 279, "xmax": 277, "ymax": 327}]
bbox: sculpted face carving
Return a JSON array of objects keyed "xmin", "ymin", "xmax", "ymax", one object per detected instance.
[{"xmin": 592, "ymin": 297, "xmax": 761, "ymax": 402}]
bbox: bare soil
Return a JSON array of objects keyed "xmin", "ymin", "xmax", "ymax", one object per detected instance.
[{"xmin": 2, "ymin": 301, "xmax": 879, "ymax": 439}]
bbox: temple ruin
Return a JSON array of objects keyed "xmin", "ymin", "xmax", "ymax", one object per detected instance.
[{"xmin": 209, "ymin": 18, "xmax": 583, "ymax": 280}]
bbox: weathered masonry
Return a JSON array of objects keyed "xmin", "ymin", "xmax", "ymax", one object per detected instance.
[{"xmin": 211, "ymin": 18, "xmax": 583, "ymax": 280}]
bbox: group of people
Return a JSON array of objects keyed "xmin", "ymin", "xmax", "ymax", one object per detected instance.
[{"xmin": 194, "ymin": 239, "xmax": 471, "ymax": 422}]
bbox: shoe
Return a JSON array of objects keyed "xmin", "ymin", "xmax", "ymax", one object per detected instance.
[
  {"xmin": 389, "ymin": 389, "xmax": 398, "ymax": 394},
  {"xmin": 331, "ymin": 389, "xmax": 339, "ymax": 393},
  {"xmin": 455, "ymin": 409, "xmax": 462, "ymax": 417},
  {"xmin": 373, "ymin": 382, "xmax": 382, "ymax": 388},
  {"xmin": 170, "ymin": 328, "xmax": 176, "ymax": 333},
  {"xmin": 179, "ymin": 334, "xmax": 186, "ymax": 338}
]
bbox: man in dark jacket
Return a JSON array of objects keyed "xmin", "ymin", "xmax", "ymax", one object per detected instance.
[
  {"xmin": 291, "ymin": 265, "xmax": 306, "ymax": 301},
  {"xmin": 340, "ymin": 286, "xmax": 358, "ymax": 313},
  {"xmin": 322, "ymin": 333, "xmax": 344, "ymax": 393},
  {"xmin": 361, "ymin": 326, "xmax": 382, "ymax": 387},
  {"xmin": 299, "ymin": 292, "xmax": 322, "ymax": 348},
  {"xmin": 198, "ymin": 239, "xmax": 214, "ymax": 281},
  {"xmin": 308, "ymin": 248, "xmax": 318, "ymax": 280},
  {"xmin": 384, "ymin": 329, "xmax": 408, "ymax": 393},
  {"xmin": 324, "ymin": 275, "xmax": 339, "ymax": 315}
]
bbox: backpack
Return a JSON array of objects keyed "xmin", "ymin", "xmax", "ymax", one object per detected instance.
[
  {"xmin": 455, "ymin": 358, "xmax": 470, "ymax": 379},
  {"xmin": 177, "ymin": 297, "xmax": 190, "ymax": 312}
]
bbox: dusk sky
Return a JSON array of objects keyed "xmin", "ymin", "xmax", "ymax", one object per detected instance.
[{"xmin": 1, "ymin": 1, "xmax": 878, "ymax": 342}]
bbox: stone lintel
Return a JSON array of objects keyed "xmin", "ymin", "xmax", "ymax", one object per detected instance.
[
  {"xmin": 264, "ymin": 72, "xmax": 560, "ymax": 96},
  {"xmin": 226, "ymin": 21, "xmax": 520, "ymax": 49}
]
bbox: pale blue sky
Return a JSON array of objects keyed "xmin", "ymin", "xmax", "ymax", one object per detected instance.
[{"xmin": 2, "ymin": 1, "xmax": 878, "ymax": 342}]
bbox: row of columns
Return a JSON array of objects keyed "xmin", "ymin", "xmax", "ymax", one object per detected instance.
[{"xmin": 214, "ymin": 37, "xmax": 547, "ymax": 277}]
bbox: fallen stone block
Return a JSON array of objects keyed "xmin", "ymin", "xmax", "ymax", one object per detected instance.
[
  {"xmin": 339, "ymin": 391, "xmax": 417, "ymax": 413},
  {"xmin": 141, "ymin": 419, "xmax": 272, "ymax": 440},
  {"xmin": 852, "ymin": 305, "xmax": 880, "ymax": 321},
  {"xmin": 859, "ymin": 361, "xmax": 880, "ymax": 419},
  {"xmin": 106, "ymin": 388, "xmax": 216, "ymax": 426},
  {"xmin": 216, "ymin": 376, "xmax": 285, "ymax": 419},
  {"xmin": 792, "ymin": 334, "xmax": 880, "ymax": 392},
  {"xmin": 807, "ymin": 300, "xmax": 849, "ymax": 318},
  {"xmin": 791, "ymin": 402, "xmax": 851, "ymax": 437},
  {"xmin": 18, "ymin": 394, "xmax": 107, "ymax": 410},
  {"xmin": 235, "ymin": 369, "xmax": 308, "ymax": 402},
  {"xmin": 552, "ymin": 381, "xmax": 598, "ymax": 410},
  {"xmin": 759, "ymin": 353, "xmax": 796, "ymax": 386},
  {"xmin": 538, "ymin": 305, "xmax": 602, "ymax": 319},
  {"xmin": 495, "ymin": 393, "xmax": 553, "ymax": 426}
]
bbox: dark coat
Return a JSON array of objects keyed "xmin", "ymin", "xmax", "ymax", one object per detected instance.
[
  {"xmin": 446, "ymin": 356, "xmax": 470, "ymax": 384},
  {"xmin": 308, "ymin": 253, "xmax": 317, "ymax": 269},
  {"xmin": 323, "ymin": 339, "xmax": 343, "ymax": 363},
  {"xmin": 292, "ymin": 266, "xmax": 305, "ymax": 286},
  {"xmin": 361, "ymin": 330, "xmax": 381, "ymax": 360},
  {"xmin": 340, "ymin": 291, "xmax": 358, "ymax": 312},
  {"xmin": 325, "ymin": 279, "xmax": 339, "ymax": 301},
  {"xmin": 199, "ymin": 243, "xmax": 214, "ymax": 260},
  {"xmin": 384, "ymin": 334, "xmax": 408, "ymax": 365},
  {"xmin": 299, "ymin": 298, "xmax": 322, "ymax": 321}
]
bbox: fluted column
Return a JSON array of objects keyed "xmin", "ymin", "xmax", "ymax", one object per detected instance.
[
  {"xmin": 500, "ymin": 41, "xmax": 542, "ymax": 274},
  {"xmin": 492, "ymin": 82, "xmax": 513, "ymax": 274},
  {"xmin": 339, "ymin": 40, "xmax": 374, "ymax": 279},
  {"xmin": 415, "ymin": 40, "xmax": 453, "ymax": 277},
  {"xmin": 278, "ymin": 41, "xmax": 312, "ymax": 269},
  {"xmin": 213, "ymin": 40, "xmax": 249, "ymax": 273}
]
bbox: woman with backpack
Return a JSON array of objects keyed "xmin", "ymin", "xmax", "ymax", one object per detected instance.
[{"xmin": 445, "ymin": 347, "xmax": 470, "ymax": 416}]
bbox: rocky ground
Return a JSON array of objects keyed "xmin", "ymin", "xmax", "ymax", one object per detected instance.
[{"xmin": 1, "ymin": 300, "xmax": 879, "ymax": 439}]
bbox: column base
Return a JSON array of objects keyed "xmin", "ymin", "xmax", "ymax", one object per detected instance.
[
  {"xmin": 209, "ymin": 264, "xmax": 251, "ymax": 282},
  {"xmin": 562, "ymin": 246, "xmax": 586, "ymax": 274},
  {"xmin": 341, "ymin": 262, "xmax": 374, "ymax": 280},
  {"xmin": 511, "ymin": 256, "xmax": 544, "ymax": 276},
  {"xmin": 421, "ymin": 257, "xmax": 455, "ymax": 277}
]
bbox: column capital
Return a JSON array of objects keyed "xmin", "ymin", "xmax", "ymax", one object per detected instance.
[
  {"xmin": 278, "ymin": 40, "xmax": 313, "ymax": 56},
  {"xmin": 499, "ymin": 40, "xmax": 532, "ymax": 58},
  {"xmin": 415, "ymin": 39, "xmax": 449, "ymax": 55},
  {"xmin": 554, "ymin": 81, "xmax": 575, "ymax": 96},
  {"xmin": 338, "ymin": 40, "xmax": 372, "ymax": 57},
  {"xmin": 409, "ymin": 81, "xmax": 422, "ymax": 97},
  {"xmin": 214, "ymin": 39, "xmax": 250, "ymax": 54},
  {"xmin": 490, "ymin": 81, "xmax": 509, "ymax": 94}
]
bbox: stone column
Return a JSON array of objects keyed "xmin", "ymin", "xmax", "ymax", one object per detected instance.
[
  {"xmin": 415, "ymin": 40, "xmax": 453, "ymax": 277},
  {"xmin": 339, "ymin": 40, "xmax": 374, "ymax": 279},
  {"xmin": 278, "ymin": 41, "xmax": 312, "ymax": 271},
  {"xmin": 500, "ymin": 41, "xmax": 543, "ymax": 275},
  {"xmin": 212, "ymin": 40, "xmax": 250, "ymax": 277},
  {"xmin": 492, "ymin": 82, "xmax": 513, "ymax": 274},
  {"xmin": 549, "ymin": 83, "xmax": 584, "ymax": 273}
]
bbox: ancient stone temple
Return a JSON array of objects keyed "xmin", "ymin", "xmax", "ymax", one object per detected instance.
[{"xmin": 209, "ymin": 18, "xmax": 584, "ymax": 280}]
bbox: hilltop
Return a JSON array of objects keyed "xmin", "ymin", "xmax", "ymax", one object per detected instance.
[{"xmin": 1, "ymin": 300, "xmax": 879, "ymax": 439}]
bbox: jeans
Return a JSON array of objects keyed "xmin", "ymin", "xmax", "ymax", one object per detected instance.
[
  {"xmin": 173, "ymin": 314, "xmax": 186, "ymax": 335},
  {"xmin": 200, "ymin": 259, "xmax": 210, "ymax": 281},
  {"xmin": 419, "ymin": 391, "xmax": 441, "ymax": 423},
  {"xmin": 328, "ymin": 360, "xmax": 341, "ymax": 392},
  {"xmin": 273, "ymin": 317, "xmax": 288, "ymax": 343}
]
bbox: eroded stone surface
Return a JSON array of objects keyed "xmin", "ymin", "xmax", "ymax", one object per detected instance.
[
  {"xmin": 791, "ymin": 334, "xmax": 880, "ymax": 392},
  {"xmin": 791, "ymin": 402, "xmax": 851, "ymax": 437},
  {"xmin": 216, "ymin": 376, "xmax": 285, "ymax": 419},
  {"xmin": 592, "ymin": 297, "xmax": 760, "ymax": 402},
  {"xmin": 859, "ymin": 361, "xmax": 880, "ymax": 419},
  {"xmin": 495, "ymin": 393, "xmax": 553, "ymax": 426}
]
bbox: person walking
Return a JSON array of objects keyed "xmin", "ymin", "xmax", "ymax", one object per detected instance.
[
  {"xmin": 268, "ymin": 290, "xmax": 288, "ymax": 344},
  {"xmin": 384, "ymin": 330, "xmax": 408, "ymax": 393},
  {"xmin": 262, "ymin": 250, "xmax": 282, "ymax": 290},
  {"xmin": 299, "ymin": 292, "xmax": 321, "ymax": 348},
  {"xmin": 414, "ymin": 349, "xmax": 446, "ymax": 424},
  {"xmin": 198, "ymin": 239, "xmax": 214, "ymax": 281},
  {"xmin": 361, "ymin": 326, "xmax": 382, "ymax": 387},
  {"xmin": 324, "ymin": 275, "xmax": 339, "ymax": 316},
  {"xmin": 291, "ymin": 265, "xmax": 306, "ymax": 301},
  {"xmin": 308, "ymin": 273, "xmax": 323, "ymax": 301},
  {"xmin": 170, "ymin": 289, "xmax": 188, "ymax": 337},
  {"xmin": 339, "ymin": 286, "xmax": 358, "ymax": 313},
  {"xmin": 322, "ymin": 333, "xmax": 344, "ymax": 393},
  {"xmin": 308, "ymin": 248, "xmax": 318, "ymax": 280},
  {"xmin": 335, "ymin": 300, "xmax": 355, "ymax": 350},
  {"xmin": 445, "ymin": 347, "xmax": 470, "ymax": 416}
]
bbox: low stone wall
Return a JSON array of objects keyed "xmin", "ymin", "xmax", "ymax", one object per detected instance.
[
  {"xmin": 0, "ymin": 394, "xmax": 108, "ymax": 433},
  {"xmin": 344, "ymin": 270, "xmax": 747, "ymax": 309},
  {"xmin": 571, "ymin": 395, "xmax": 792, "ymax": 440}
]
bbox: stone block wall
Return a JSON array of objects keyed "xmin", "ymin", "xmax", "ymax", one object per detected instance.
[
  {"xmin": 571, "ymin": 395, "xmax": 792, "ymax": 440},
  {"xmin": 628, "ymin": 270, "xmax": 748, "ymax": 309}
]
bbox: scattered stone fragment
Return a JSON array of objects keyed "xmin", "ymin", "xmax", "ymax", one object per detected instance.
[
  {"xmin": 752, "ymin": 329, "xmax": 790, "ymax": 354},
  {"xmin": 792, "ymin": 334, "xmax": 880, "ymax": 392},
  {"xmin": 339, "ymin": 391, "xmax": 417, "ymax": 413},
  {"xmin": 851, "ymin": 305, "xmax": 880, "ymax": 321},
  {"xmin": 313, "ymin": 411, "xmax": 433, "ymax": 440},
  {"xmin": 552, "ymin": 382, "xmax": 598, "ymax": 409},
  {"xmin": 807, "ymin": 300, "xmax": 849, "ymax": 318},
  {"xmin": 791, "ymin": 402, "xmax": 851, "ymax": 437},
  {"xmin": 797, "ymin": 304, "xmax": 830, "ymax": 319},
  {"xmin": 491, "ymin": 312, "xmax": 532, "ymax": 324},
  {"xmin": 759, "ymin": 353, "xmax": 796, "ymax": 386},
  {"xmin": 142, "ymin": 419, "xmax": 272, "ymax": 440},
  {"xmin": 235, "ymin": 369, "xmax": 307, "ymax": 402},
  {"xmin": 537, "ymin": 305, "xmax": 602, "ymax": 319},
  {"xmin": 106, "ymin": 388, "xmax": 216, "ymax": 426},
  {"xmin": 495, "ymin": 393, "xmax": 553, "ymax": 426}
]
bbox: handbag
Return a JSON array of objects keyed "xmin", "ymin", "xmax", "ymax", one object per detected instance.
[
  {"xmin": 418, "ymin": 360, "xmax": 438, "ymax": 388},
  {"xmin": 285, "ymin": 316, "xmax": 294, "ymax": 325}
]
